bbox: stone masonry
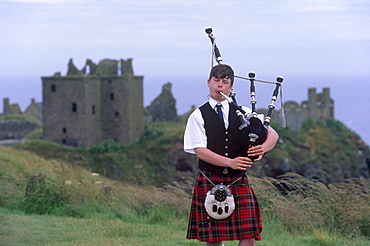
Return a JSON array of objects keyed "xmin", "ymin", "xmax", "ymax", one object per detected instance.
[
  {"xmin": 42, "ymin": 58, "xmax": 144, "ymax": 147},
  {"xmin": 260, "ymin": 87, "xmax": 334, "ymax": 130}
]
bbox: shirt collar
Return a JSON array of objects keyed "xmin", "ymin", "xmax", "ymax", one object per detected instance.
[{"xmin": 209, "ymin": 98, "xmax": 229, "ymax": 110}]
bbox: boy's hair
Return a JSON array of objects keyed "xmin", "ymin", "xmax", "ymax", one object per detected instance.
[{"xmin": 209, "ymin": 64, "xmax": 235, "ymax": 86}]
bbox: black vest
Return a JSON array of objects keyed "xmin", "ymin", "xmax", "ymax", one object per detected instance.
[{"xmin": 198, "ymin": 102, "xmax": 246, "ymax": 176}]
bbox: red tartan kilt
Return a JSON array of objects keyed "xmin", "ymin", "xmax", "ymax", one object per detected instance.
[{"xmin": 186, "ymin": 170, "xmax": 262, "ymax": 242}]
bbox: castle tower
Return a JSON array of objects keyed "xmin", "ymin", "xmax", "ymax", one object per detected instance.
[
  {"xmin": 42, "ymin": 58, "xmax": 144, "ymax": 148},
  {"xmin": 269, "ymin": 87, "xmax": 334, "ymax": 130},
  {"xmin": 2, "ymin": 98, "xmax": 21, "ymax": 116},
  {"xmin": 3, "ymin": 98, "xmax": 9, "ymax": 115},
  {"xmin": 308, "ymin": 88, "xmax": 317, "ymax": 120},
  {"xmin": 319, "ymin": 88, "xmax": 334, "ymax": 119}
]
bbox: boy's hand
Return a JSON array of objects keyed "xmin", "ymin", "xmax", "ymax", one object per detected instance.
[
  {"xmin": 247, "ymin": 145, "xmax": 265, "ymax": 162},
  {"xmin": 229, "ymin": 156, "xmax": 253, "ymax": 170}
]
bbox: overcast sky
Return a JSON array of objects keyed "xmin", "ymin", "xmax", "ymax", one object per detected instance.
[
  {"xmin": 1, "ymin": 0, "xmax": 370, "ymax": 142},
  {"xmin": 1, "ymin": 0, "xmax": 369, "ymax": 102}
]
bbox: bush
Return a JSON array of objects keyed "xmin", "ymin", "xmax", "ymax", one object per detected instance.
[
  {"xmin": 19, "ymin": 173, "xmax": 69, "ymax": 215},
  {"xmin": 90, "ymin": 140, "xmax": 128, "ymax": 154}
]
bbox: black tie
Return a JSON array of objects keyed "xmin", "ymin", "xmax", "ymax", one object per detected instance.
[{"xmin": 216, "ymin": 103, "xmax": 225, "ymax": 126}]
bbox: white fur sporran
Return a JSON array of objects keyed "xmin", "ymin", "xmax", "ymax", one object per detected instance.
[{"xmin": 204, "ymin": 184, "xmax": 235, "ymax": 220}]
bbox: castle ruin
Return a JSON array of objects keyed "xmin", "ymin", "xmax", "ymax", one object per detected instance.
[
  {"xmin": 145, "ymin": 82, "xmax": 178, "ymax": 122},
  {"xmin": 42, "ymin": 58, "xmax": 144, "ymax": 147},
  {"xmin": 266, "ymin": 87, "xmax": 334, "ymax": 130}
]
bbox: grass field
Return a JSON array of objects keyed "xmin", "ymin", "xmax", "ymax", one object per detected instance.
[
  {"xmin": 1, "ymin": 208, "xmax": 369, "ymax": 246},
  {"xmin": 1, "ymin": 122, "xmax": 370, "ymax": 246}
]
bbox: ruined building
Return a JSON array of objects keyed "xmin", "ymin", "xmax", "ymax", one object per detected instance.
[
  {"xmin": 145, "ymin": 82, "xmax": 178, "ymax": 122},
  {"xmin": 2, "ymin": 98, "xmax": 42, "ymax": 123},
  {"xmin": 266, "ymin": 87, "xmax": 334, "ymax": 130},
  {"xmin": 42, "ymin": 58, "xmax": 144, "ymax": 147},
  {"xmin": 1, "ymin": 98, "xmax": 41, "ymax": 145},
  {"xmin": 3, "ymin": 98, "xmax": 21, "ymax": 116}
]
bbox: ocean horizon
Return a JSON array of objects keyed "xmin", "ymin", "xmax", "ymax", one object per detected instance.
[
  {"xmin": 1, "ymin": 74, "xmax": 369, "ymax": 146},
  {"xmin": 162, "ymin": 74, "xmax": 370, "ymax": 146}
]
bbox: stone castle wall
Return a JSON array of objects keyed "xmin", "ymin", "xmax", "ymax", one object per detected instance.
[
  {"xmin": 42, "ymin": 58, "xmax": 144, "ymax": 147},
  {"xmin": 0, "ymin": 119, "xmax": 40, "ymax": 140},
  {"xmin": 263, "ymin": 87, "xmax": 334, "ymax": 130}
]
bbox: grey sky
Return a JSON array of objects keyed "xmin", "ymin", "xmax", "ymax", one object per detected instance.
[{"xmin": 1, "ymin": 1, "xmax": 370, "ymax": 138}]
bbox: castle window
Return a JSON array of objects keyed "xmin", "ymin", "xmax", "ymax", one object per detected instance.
[
  {"xmin": 92, "ymin": 105, "xmax": 95, "ymax": 114},
  {"xmin": 72, "ymin": 102, "xmax": 77, "ymax": 112},
  {"xmin": 110, "ymin": 93, "xmax": 114, "ymax": 100},
  {"xmin": 108, "ymin": 79, "xmax": 112, "ymax": 83},
  {"xmin": 51, "ymin": 84, "xmax": 56, "ymax": 92},
  {"xmin": 63, "ymin": 127, "xmax": 67, "ymax": 133},
  {"xmin": 115, "ymin": 112, "xmax": 120, "ymax": 119},
  {"xmin": 62, "ymin": 139, "xmax": 66, "ymax": 144}
]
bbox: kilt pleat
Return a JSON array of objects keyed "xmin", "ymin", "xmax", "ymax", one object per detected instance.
[{"xmin": 186, "ymin": 170, "xmax": 262, "ymax": 242}]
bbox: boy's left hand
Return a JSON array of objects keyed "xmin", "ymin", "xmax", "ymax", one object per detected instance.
[{"xmin": 247, "ymin": 145, "xmax": 265, "ymax": 161}]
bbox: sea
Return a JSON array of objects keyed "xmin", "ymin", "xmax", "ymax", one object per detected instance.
[
  {"xmin": 2, "ymin": 74, "xmax": 369, "ymax": 147},
  {"xmin": 144, "ymin": 74, "xmax": 370, "ymax": 146}
]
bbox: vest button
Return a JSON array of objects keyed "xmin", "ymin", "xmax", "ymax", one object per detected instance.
[
  {"xmin": 225, "ymin": 153, "xmax": 229, "ymax": 156},
  {"xmin": 225, "ymin": 138, "xmax": 229, "ymax": 142},
  {"xmin": 225, "ymin": 146, "xmax": 228, "ymax": 149},
  {"xmin": 225, "ymin": 131, "xmax": 228, "ymax": 134}
]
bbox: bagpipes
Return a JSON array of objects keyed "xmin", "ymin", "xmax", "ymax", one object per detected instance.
[{"xmin": 205, "ymin": 27, "xmax": 286, "ymax": 161}]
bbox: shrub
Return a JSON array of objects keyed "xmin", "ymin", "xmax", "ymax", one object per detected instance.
[
  {"xmin": 90, "ymin": 140, "xmax": 128, "ymax": 154},
  {"xmin": 19, "ymin": 173, "xmax": 69, "ymax": 215}
]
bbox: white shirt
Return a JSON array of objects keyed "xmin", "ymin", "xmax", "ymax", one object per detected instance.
[{"xmin": 184, "ymin": 98, "xmax": 252, "ymax": 154}]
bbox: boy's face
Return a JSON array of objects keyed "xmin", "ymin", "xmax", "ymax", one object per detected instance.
[{"xmin": 207, "ymin": 76, "xmax": 233, "ymax": 102}]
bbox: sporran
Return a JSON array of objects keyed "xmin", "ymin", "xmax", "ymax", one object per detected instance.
[{"xmin": 201, "ymin": 171, "xmax": 243, "ymax": 220}]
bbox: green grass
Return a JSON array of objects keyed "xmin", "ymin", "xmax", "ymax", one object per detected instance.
[
  {"xmin": 258, "ymin": 218, "xmax": 370, "ymax": 246},
  {"xmin": 14, "ymin": 121, "xmax": 189, "ymax": 187},
  {"xmin": 0, "ymin": 208, "xmax": 197, "ymax": 246},
  {"xmin": 0, "ymin": 115, "xmax": 41, "ymax": 125},
  {"xmin": 1, "ymin": 208, "xmax": 369, "ymax": 246},
  {"xmin": 1, "ymin": 119, "xmax": 370, "ymax": 245}
]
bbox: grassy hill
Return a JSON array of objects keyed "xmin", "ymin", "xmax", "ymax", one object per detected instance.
[
  {"xmin": 1, "ymin": 120, "xmax": 370, "ymax": 245},
  {"xmin": 13, "ymin": 121, "xmax": 190, "ymax": 187},
  {"xmin": 254, "ymin": 119, "xmax": 370, "ymax": 183},
  {"xmin": 13, "ymin": 119, "xmax": 370, "ymax": 185}
]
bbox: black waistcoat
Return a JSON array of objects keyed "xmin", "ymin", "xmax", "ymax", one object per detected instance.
[{"xmin": 198, "ymin": 102, "xmax": 246, "ymax": 176}]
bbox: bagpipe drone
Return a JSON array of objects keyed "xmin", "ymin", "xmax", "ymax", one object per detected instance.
[{"xmin": 205, "ymin": 27, "xmax": 286, "ymax": 161}]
